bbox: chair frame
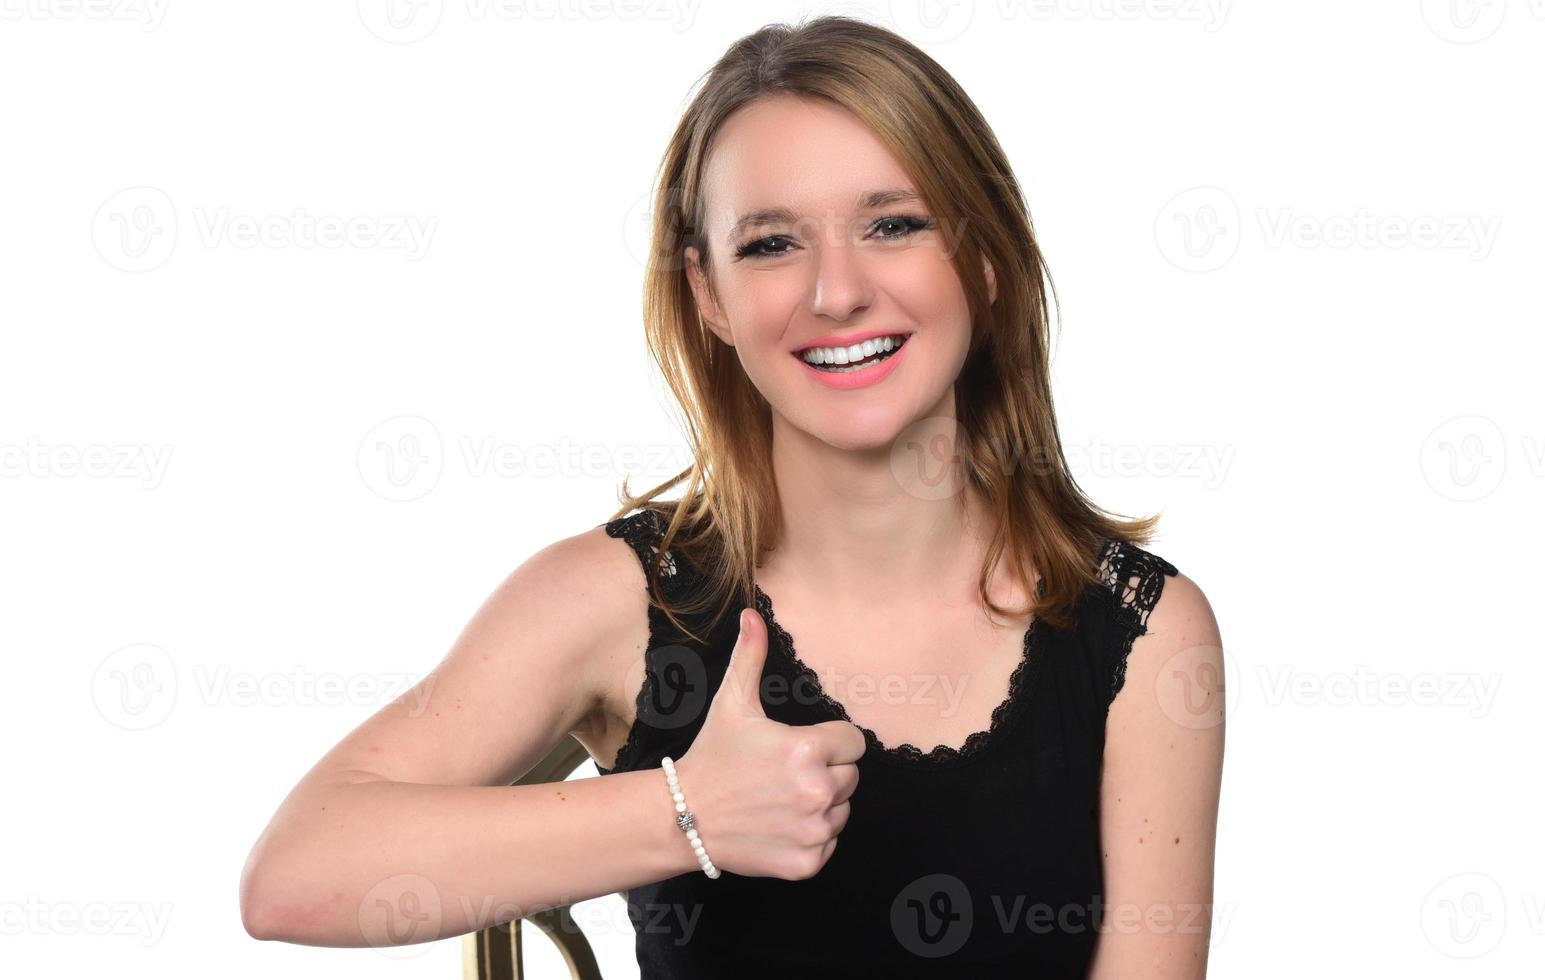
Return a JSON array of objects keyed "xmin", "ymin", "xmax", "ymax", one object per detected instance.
[{"xmin": 461, "ymin": 735, "xmax": 611, "ymax": 980}]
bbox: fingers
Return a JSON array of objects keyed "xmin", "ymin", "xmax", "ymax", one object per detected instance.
[
  {"xmin": 809, "ymin": 718, "xmax": 868, "ymax": 765},
  {"xmin": 719, "ymin": 608, "xmax": 770, "ymax": 718},
  {"xmin": 828, "ymin": 763, "xmax": 860, "ymax": 806},
  {"xmin": 826, "ymin": 799, "xmax": 851, "ymax": 837}
]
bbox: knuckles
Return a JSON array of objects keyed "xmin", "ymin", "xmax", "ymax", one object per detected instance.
[
  {"xmin": 797, "ymin": 780, "xmax": 833, "ymax": 812},
  {"xmin": 781, "ymin": 849, "xmax": 827, "ymax": 881}
]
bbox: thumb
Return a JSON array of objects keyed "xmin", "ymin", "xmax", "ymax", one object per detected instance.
[{"xmin": 718, "ymin": 607, "xmax": 770, "ymax": 718}]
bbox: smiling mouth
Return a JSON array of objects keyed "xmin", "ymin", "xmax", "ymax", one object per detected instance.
[{"xmin": 795, "ymin": 333, "xmax": 911, "ymax": 373}]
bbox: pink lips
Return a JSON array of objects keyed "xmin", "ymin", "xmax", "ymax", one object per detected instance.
[{"xmin": 793, "ymin": 335, "xmax": 911, "ymax": 391}]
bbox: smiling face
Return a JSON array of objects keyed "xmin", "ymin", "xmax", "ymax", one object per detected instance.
[{"xmin": 684, "ymin": 94, "xmax": 994, "ymax": 453}]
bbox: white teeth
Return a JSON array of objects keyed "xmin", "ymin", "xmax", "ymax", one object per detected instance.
[{"xmin": 800, "ymin": 334, "xmax": 905, "ymax": 366}]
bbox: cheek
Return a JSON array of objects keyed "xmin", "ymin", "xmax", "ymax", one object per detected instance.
[
  {"xmin": 722, "ymin": 275, "xmax": 804, "ymax": 352},
  {"xmin": 711, "ymin": 282, "xmax": 791, "ymax": 390},
  {"xmin": 892, "ymin": 254, "xmax": 970, "ymax": 318}
]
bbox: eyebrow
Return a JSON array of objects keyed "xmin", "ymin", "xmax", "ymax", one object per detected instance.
[{"xmin": 725, "ymin": 188, "xmax": 925, "ymax": 243}]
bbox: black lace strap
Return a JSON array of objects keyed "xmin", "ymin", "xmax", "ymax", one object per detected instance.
[
  {"xmin": 1094, "ymin": 538, "xmax": 1180, "ymax": 704},
  {"xmin": 602, "ymin": 508, "xmax": 689, "ymax": 594},
  {"xmin": 594, "ymin": 509, "xmax": 686, "ymax": 775}
]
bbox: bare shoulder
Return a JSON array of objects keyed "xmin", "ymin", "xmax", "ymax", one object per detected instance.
[
  {"xmin": 501, "ymin": 522, "xmax": 651, "ymax": 737},
  {"xmin": 1142, "ymin": 571, "xmax": 1221, "ymax": 660},
  {"xmin": 1092, "ymin": 568, "xmax": 1224, "ymax": 976},
  {"xmin": 506, "ymin": 522, "xmax": 645, "ymax": 631},
  {"xmin": 1109, "ymin": 569, "xmax": 1224, "ymax": 732}
]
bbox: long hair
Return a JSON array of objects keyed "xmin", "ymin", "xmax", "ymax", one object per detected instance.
[{"xmin": 609, "ymin": 13, "xmax": 1160, "ymax": 641}]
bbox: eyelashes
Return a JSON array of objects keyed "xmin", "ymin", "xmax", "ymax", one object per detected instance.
[{"xmin": 733, "ymin": 214, "xmax": 936, "ymax": 260}]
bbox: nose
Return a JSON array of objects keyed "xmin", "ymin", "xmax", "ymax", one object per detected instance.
[{"xmin": 808, "ymin": 226, "xmax": 875, "ymax": 322}]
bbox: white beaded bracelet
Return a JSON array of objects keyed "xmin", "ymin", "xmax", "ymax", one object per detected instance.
[{"xmin": 661, "ymin": 756, "xmax": 720, "ymax": 879}]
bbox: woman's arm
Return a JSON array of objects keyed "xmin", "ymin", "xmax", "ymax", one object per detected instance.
[
  {"xmin": 1088, "ymin": 572, "xmax": 1226, "ymax": 979},
  {"xmin": 239, "ymin": 525, "xmax": 696, "ymax": 947}
]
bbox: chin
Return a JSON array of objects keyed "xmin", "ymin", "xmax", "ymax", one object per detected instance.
[{"xmin": 804, "ymin": 408, "xmax": 915, "ymax": 455}]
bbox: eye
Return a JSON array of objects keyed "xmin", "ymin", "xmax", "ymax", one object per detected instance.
[
  {"xmin": 869, "ymin": 214, "xmax": 935, "ymax": 240},
  {"xmin": 733, "ymin": 215, "xmax": 936, "ymax": 261},
  {"xmin": 734, "ymin": 234, "xmax": 794, "ymax": 260}
]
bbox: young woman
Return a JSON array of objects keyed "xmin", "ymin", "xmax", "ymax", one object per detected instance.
[{"xmin": 241, "ymin": 15, "xmax": 1224, "ymax": 979}]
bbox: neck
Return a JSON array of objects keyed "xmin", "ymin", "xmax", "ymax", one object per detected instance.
[{"xmin": 760, "ymin": 394, "xmax": 997, "ymax": 609}]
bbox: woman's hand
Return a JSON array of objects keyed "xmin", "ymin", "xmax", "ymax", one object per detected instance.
[{"xmin": 672, "ymin": 608, "xmax": 866, "ymax": 881}]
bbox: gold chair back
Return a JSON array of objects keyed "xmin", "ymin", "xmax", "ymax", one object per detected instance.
[{"xmin": 461, "ymin": 735, "xmax": 609, "ymax": 980}]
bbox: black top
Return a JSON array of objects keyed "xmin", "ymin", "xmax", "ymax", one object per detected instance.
[{"xmin": 594, "ymin": 508, "xmax": 1179, "ymax": 979}]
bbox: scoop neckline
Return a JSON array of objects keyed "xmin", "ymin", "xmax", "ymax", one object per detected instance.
[{"xmin": 750, "ymin": 582, "xmax": 1046, "ymax": 770}]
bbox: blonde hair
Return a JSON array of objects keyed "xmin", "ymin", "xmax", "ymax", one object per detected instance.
[{"xmin": 609, "ymin": 13, "xmax": 1160, "ymax": 641}]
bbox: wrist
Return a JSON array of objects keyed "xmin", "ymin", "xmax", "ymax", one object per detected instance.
[
  {"xmin": 661, "ymin": 755, "xmax": 721, "ymax": 879},
  {"xmin": 644, "ymin": 757, "xmax": 701, "ymax": 877},
  {"xmin": 633, "ymin": 765, "xmax": 703, "ymax": 881}
]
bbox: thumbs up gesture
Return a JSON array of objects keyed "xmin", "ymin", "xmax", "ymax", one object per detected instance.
[{"xmin": 671, "ymin": 607, "xmax": 866, "ymax": 880}]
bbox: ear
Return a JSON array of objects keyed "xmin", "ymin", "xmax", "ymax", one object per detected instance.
[
  {"xmin": 684, "ymin": 244, "xmax": 734, "ymax": 347},
  {"xmin": 981, "ymin": 252, "xmax": 997, "ymax": 306}
]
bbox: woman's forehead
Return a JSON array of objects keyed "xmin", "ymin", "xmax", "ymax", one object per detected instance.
[{"xmin": 701, "ymin": 99, "xmax": 919, "ymax": 233}]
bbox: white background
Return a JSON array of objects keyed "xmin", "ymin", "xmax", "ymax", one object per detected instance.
[{"xmin": 2, "ymin": 1, "xmax": 1541, "ymax": 977}]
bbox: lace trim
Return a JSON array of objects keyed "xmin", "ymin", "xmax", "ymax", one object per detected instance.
[
  {"xmin": 1094, "ymin": 538, "xmax": 1180, "ymax": 704},
  {"xmin": 597, "ymin": 509, "xmax": 685, "ymax": 775},
  {"xmin": 752, "ymin": 583, "xmax": 1045, "ymax": 769}
]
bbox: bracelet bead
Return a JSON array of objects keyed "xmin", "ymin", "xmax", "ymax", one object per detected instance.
[{"xmin": 662, "ymin": 756, "xmax": 719, "ymax": 878}]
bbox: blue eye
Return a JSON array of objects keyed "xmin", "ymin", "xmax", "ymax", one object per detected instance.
[{"xmin": 733, "ymin": 214, "xmax": 935, "ymax": 260}]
